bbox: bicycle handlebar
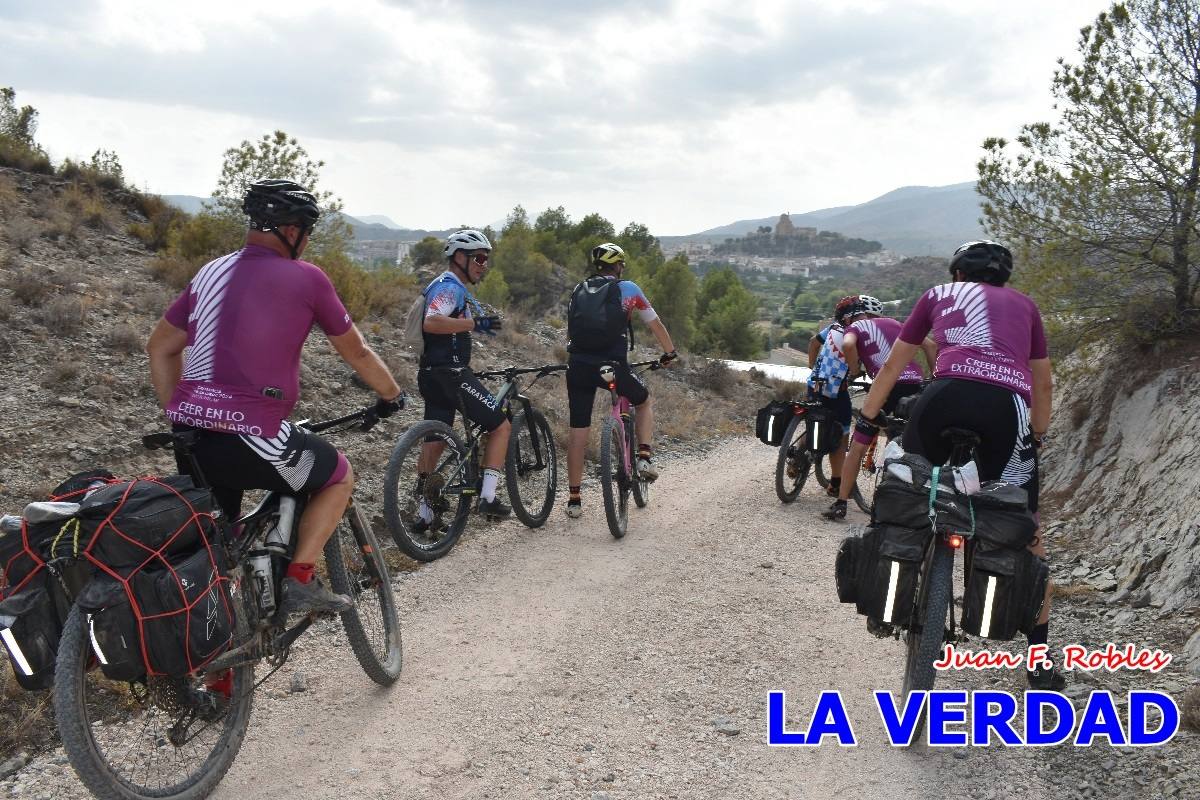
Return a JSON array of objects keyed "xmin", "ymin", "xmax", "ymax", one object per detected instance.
[{"xmin": 474, "ymin": 364, "xmax": 568, "ymax": 381}]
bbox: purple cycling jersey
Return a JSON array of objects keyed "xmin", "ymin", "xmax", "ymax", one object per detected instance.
[
  {"xmin": 899, "ymin": 282, "xmax": 1047, "ymax": 403},
  {"xmin": 847, "ymin": 317, "xmax": 923, "ymax": 383},
  {"xmin": 163, "ymin": 245, "xmax": 353, "ymax": 437}
]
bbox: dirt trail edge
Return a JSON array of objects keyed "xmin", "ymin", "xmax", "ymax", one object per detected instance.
[{"xmin": 31, "ymin": 440, "xmax": 1057, "ymax": 800}]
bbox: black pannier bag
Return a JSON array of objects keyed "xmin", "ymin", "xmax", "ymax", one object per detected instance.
[
  {"xmin": 0, "ymin": 585, "xmax": 60, "ymax": 690},
  {"xmin": 140, "ymin": 548, "xmax": 234, "ymax": 677},
  {"xmin": 852, "ymin": 525, "xmax": 931, "ymax": 626},
  {"xmin": 961, "ymin": 544, "xmax": 1050, "ymax": 641},
  {"xmin": 79, "ymin": 547, "xmax": 235, "ymax": 679},
  {"xmin": 76, "ymin": 576, "xmax": 145, "ymax": 682},
  {"xmin": 971, "ymin": 481, "xmax": 1037, "ymax": 549},
  {"xmin": 755, "ymin": 401, "xmax": 795, "ymax": 446},
  {"xmin": 804, "ymin": 406, "xmax": 840, "ymax": 455},
  {"xmin": 80, "ymin": 476, "xmax": 217, "ymax": 572},
  {"xmin": 835, "ymin": 534, "xmax": 861, "ymax": 603}
]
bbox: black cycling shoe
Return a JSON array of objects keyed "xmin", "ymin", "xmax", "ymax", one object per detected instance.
[
  {"xmin": 277, "ymin": 576, "xmax": 353, "ymax": 617},
  {"xmin": 866, "ymin": 616, "xmax": 894, "ymax": 639},
  {"xmin": 478, "ymin": 497, "xmax": 512, "ymax": 520},
  {"xmin": 821, "ymin": 499, "xmax": 848, "ymax": 521},
  {"xmin": 1027, "ymin": 663, "xmax": 1067, "ymax": 691}
]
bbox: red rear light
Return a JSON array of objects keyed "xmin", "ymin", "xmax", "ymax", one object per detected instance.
[
  {"xmin": 948, "ymin": 534, "xmax": 964, "ymax": 549},
  {"xmin": 608, "ymin": 382, "xmax": 617, "ymax": 391}
]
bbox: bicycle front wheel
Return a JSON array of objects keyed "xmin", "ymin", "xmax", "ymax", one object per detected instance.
[
  {"xmin": 383, "ymin": 420, "xmax": 472, "ymax": 562},
  {"xmin": 325, "ymin": 501, "xmax": 403, "ymax": 686},
  {"xmin": 852, "ymin": 435, "xmax": 881, "ymax": 515},
  {"xmin": 599, "ymin": 416, "xmax": 629, "ymax": 538},
  {"xmin": 774, "ymin": 416, "xmax": 810, "ymax": 503},
  {"xmin": 902, "ymin": 541, "xmax": 954, "ymax": 696},
  {"xmin": 506, "ymin": 408, "xmax": 557, "ymax": 528},
  {"xmin": 54, "ymin": 605, "xmax": 254, "ymax": 800},
  {"xmin": 629, "ymin": 412, "xmax": 650, "ymax": 509}
]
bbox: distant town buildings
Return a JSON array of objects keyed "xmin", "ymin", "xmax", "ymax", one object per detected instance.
[{"xmin": 351, "ymin": 239, "xmax": 417, "ymax": 270}]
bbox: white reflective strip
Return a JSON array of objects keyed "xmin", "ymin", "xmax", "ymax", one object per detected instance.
[
  {"xmin": 767, "ymin": 416, "xmax": 776, "ymax": 442},
  {"xmin": 0, "ymin": 627, "xmax": 35, "ymax": 677},
  {"xmin": 979, "ymin": 577, "xmax": 997, "ymax": 639},
  {"xmin": 811, "ymin": 422, "xmax": 821, "ymax": 448},
  {"xmin": 882, "ymin": 560, "xmax": 900, "ymax": 623},
  {"xmin": 87, "ymin": 614, "xmax": 109, "ymax": 665}
]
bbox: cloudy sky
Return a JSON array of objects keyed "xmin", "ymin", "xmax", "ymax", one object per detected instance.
[{"xmin": 2, "ymin": 0, "xmax": 1107, "ymax": 235}]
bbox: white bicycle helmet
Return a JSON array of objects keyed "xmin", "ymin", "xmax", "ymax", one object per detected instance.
[
  {"xmin": 858, "ymin": 295, "xmax": 883, "ymax": 315},
  {"xmin": 591, "ymin": 242, "xmax": 626, "ymax": 267},
  {"xmin": 443, "ymin": 229, "xmax": 492, "ymax": 258}
]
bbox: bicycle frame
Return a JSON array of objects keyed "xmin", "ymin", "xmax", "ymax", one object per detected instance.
[{"xmin": 598, "ymin": 360, "xmax": 660, "ymax": 478}]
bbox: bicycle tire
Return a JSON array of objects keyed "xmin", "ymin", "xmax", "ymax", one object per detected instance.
[
  {"xmin": 599, "ymin": 416, "xmax": 628, "ymax": 539},
  {"xmin": 629, "ymin": 412, "xmax": 650, "ymax": 509},
  {"xmin": 852, "ymin": 436, "xmax": 882, "ymax": 515},
  {"xmin": 325, "ymin": 502, "xmax": 403, "ymax": 686},
  {"xmin": 54, "ymin": 604, "xmax": 254, "ymax": 800},
  {"xmin": 774, "ymin": 416, "xmax": 811, "ymax": 504},
  {"xmin": 506, "ymin": 408, "xmax": 557, "ymax": 528},
  {"xmin": 383, "ymin": 420, "xmax": 472, "ymax": 562},
  {"xmin": 902, "ymin": 541, "xmax": 954, "ymax": 696}
]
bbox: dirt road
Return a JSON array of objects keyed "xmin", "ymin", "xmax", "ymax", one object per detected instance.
[{"xmin": 208, "ymin": 438, "xmax": 1050, "ymax": 800}]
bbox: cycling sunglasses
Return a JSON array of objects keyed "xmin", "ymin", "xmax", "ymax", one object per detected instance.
[{"xmin": 470, "ymin": 252, "xmax": 490, "ymax": 266}]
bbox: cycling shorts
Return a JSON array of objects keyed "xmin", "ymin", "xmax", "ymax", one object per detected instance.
[
  {"xmin": 566, "ymin": 358, "xmax": 649, "ymax": 428},
  {"xmin": 852, "ymin": 382, "xmax": 923, "ymax": 446},
  {"xmin": 173, "ymin": 421, "xmax": 348, "ymax": 521},
  {"xmin": 418, "ymin": 367, "xmax": 507, "ymax": 433},
  {"xmin": 901, "ymin": 377, "xmax": 1040, "ymax": 512}
]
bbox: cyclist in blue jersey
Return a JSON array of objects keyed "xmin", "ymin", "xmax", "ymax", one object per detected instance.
[
  {"xmin": 805, "ymin": 296, "xmax": 864, "ymax": 500},
  {"xmin": 414, "ymin": 229, "xmax": 512, "ymax": 521}
]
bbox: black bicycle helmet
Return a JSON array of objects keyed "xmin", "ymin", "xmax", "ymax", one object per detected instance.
[
  {"xmin": 242, "ymin": 178, "xmax": 321, "ymax": 232},
  {"xmin": 950, "ymin": 240, "xmax": 1013, "ymax": 286}
]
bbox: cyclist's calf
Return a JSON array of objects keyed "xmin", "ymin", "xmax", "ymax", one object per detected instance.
[{"xmin": 294, "ymin": 460, "xmax": 355, "ymax": 564}]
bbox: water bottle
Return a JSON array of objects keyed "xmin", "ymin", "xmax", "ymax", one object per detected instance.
[
  {"xmin": 264, "ymin": 496, "xmax": 297, "ymax": 556},
  {"xmin": 0, "ymin": 515, "xmax": 21, "ymax": 535},
  {"xmin": 248, "ymin": 549, "xmax": 275, "ymax": 614}
]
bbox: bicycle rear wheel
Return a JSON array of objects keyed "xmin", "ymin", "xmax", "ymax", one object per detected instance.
[
  {"xmin": 383, "ymin": 420, "xmax": 472, "ymax": 562},
  {"xmin": 902, "ymin": 541, "xmax": 954, "ymax": 696},
  {"xmin": 54, "ymin": 605, "xmax": 254, "ymax": 800},
  {"xmin": 852, "ymin": 435, "xmax": 881, "ymax": 515},
  {"xmin": 774, "ymin": 416, "xmax": 810, "ymax": 503},
  {"xmin": 325, "ymin": 502, "xmax": 403, "ymax": 686},
  {"xmin": 506, "ymin": 408, "xmax": 557, "ymax": 528},
  {"xmin": 599, "ymin": 416, "xmax": 629, "ymax": 538}
]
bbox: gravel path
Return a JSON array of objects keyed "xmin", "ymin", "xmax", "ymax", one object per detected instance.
[{"xmin": 8, "ymin": 438, "xmax": 1193, "ymax": 799}]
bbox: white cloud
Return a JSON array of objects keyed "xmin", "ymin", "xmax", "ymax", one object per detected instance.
[{"xmin": 2, "ymin": 0, "xmax": 1109, "ymax": 233}]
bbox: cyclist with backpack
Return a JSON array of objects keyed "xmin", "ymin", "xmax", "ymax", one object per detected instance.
[
  {"xmin": 564, "ymin": 243, "xmax": 677, "ymax": 519},
  {"xmin": 146, "ymin": 179, "xmax": 404, "ymax": 617},
  {"xmin": 821, "ymin": 295, "xmax": 936, "ymax": 521},
  {"xmin": 412, "ymin": 229, "xmax": 512, "ymax": 521},
  {"xmin": 857, "ymin": 240, "xmax": 1062, "ymax": 689}
]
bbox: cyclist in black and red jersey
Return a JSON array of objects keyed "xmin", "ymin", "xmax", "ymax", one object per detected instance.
[
  {"xmin": 859, "ymin": 240, "xmax": 1062, "ymax": 689},
  {"xmin": 147, "ymin": 179, "xmax": 404, "ymax": 618}
]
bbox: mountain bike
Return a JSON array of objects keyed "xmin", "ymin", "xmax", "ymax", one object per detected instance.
[
  {"xmin": 383, "ymin": 364, "xmax": 566, "ymax": 562},
  {"xmin": 810, "ymin": 379, "xmax": 870, "ymax": 495},
  {"xmin": 774, "ymin": 385, "xmax": 866, "ymax": 505},
  {"xmin": 53, "ymin": 402, "xmax": 404, "ymax": 800},
  {"xmin": 598, "ymin": 359, "xmax": 663, "ymax": 539}
]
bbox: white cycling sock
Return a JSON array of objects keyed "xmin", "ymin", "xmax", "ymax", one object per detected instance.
[
  {"xmin": 418, "ymin": 498, "xmax": 434, "ymax": 523},
  {"xmin": 481, "ymin": 468, "xmax": 502, "ymax": 502}
]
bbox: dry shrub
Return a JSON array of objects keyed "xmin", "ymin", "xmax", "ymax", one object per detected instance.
[
  {"xmin": 40, "ymin": 210, "xmax": 79, "ymax": 242},
  {"xmin": 7, "ymin": 268, "xmax": 51, "ymax": 306},
  {"xmin": 1182, "ymin": 685, "xmax": 1200, "ymax": 733},
  {"xmin": 149, "ymin": 253, "xmax": 201, "ymax": 289},
  {"xmin": 104, "ymin": 322, "xmax": 142, "ymax": 354},
  {"xmin": 127, "ymin": 193, "xmax": 186, "ymax": 252},
  {"xmin": 36, "ymin": 296, "xmax": 87, "ymax": 335},
  {"xmin": 41, "ymin": 358, "xmax": 81, "ymax": 388},
  {"xmin": 0, "ymin": 174, "xmax": 19, "ymax": 216},
  {"xmin": 0, "ymin": 671, "xmax": 56, "ymax": 762},
  {"xmin": 5, "ymin": 217, "xmax": 39, "ymax": 253},
  {"xmin": 28, "ymin": 187, "xmax": 55, "ymax": 220},
  {"xmin": 688, "ymin": 358, "xmax": 738, "ymax": 397}
]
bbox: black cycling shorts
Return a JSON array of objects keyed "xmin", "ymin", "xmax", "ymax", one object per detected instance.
[
  {"xmin": 566, "ymin": 358, "xmax": 649, "ymax": 428},
  {"xmin": 901, "ymin": 377, "xmax": 1040, "ymax": 512},
  {"xmin": 418, "ymin": 367, "xmax": 507, "ymax": 433},
  {"xmin": 173, "ymin": 421, "xmax": 347, "ymax": 521}
]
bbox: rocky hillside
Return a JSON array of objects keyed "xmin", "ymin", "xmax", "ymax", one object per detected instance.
[{"xmin": 1041, "ymin": 341, "xmax": 1200, "ymax": 670}]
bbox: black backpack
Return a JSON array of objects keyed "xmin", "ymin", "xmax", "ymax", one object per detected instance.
[{"xmin": 567, "ymin": 276, "xmax": 631, "ymax": 353}]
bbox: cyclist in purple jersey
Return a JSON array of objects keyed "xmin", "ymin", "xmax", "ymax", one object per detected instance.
[
  {"xmin": 820, "ymin": 296, "xmax": 935, "ymax": 521},
  {"xmin": 859, "ymin": 240, "xmax": 1061, "ymax": 690},
  {"xmin": 415, "ymin": 229, "xmax": 512, "ymax": 520},
  {"xmin": 147, "ymin": 179, "xmax": 404, "ymax": 617}
]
